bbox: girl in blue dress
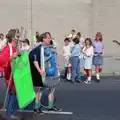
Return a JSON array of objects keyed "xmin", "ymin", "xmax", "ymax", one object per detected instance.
[{"xmin": 82, "ymin": 38, "xmax": 94, "ymax": 84}]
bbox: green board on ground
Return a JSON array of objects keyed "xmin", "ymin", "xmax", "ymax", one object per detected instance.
[{"xmin": 11, "ymin": 51, "xmax": 36, "ymax": 109}]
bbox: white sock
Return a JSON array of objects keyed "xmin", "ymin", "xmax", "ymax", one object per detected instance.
[
  {"xmin": 96, "ymin": 73, "xmax": 100, "ymax": 79},
  {"xmin": 67, "ymin": 73, "xmax": 71, "ymax": 80},
  {"xmin": 88, "ymin": 77, "xmax": 91, "ymax": 81},
  {"xmin": 67, "ymin": 73, "xmax": 69, "ymax": 80},
  {"xmin": 68, "ymin": 73, "xmax": 71, "ymax": 80}
]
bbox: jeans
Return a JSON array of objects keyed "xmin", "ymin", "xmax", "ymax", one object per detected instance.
[
  {"xmin": 71, "ymin": 56, "xmax": 81, "ymax": 82},
  {"xmin": 6, "ymin": 92, "xmax": 18, "ymax": 118}
]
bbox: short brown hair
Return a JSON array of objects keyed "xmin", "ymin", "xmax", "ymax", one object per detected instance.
[
  {"xmin": 6, "ymin": 29, "xmax": 19, "ymax": 43},
  {"xmin": 39, "ymin": 32, "xmax": 51, "ymax": 42},
  {"xmin": 85, "ymin": 38, "xmax": 92, "ymax": 46},
  {"xmin": 64, "ymin": 38, "xmax": 70, "ymax": 42},
  {"xmin": 73, "ymin": 37, "xmax": 80, "ymax": 44},
  {"xmin": 36, "ymin": 35, "xmax": 41, "ymax": 42},
  {"xmin": 77, "ymin": 32, "xmax": 81, "ymax": 37},
  {"xmin": 71, "ymin": 29, "xmax": 75, "ymax": 33}
]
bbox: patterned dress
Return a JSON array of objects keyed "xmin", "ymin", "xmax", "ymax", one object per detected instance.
[{"xmin": 82, "ymin": 46, "xmax": 94, "ymax": 69}]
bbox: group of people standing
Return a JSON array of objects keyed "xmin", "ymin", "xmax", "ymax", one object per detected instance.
[
  {"xmin": 63, "ymin": 30, "xmax": 104, "ymax": 84},
  {"xmin": 0, "ymin": 29, "xmax": 61, "ymax": 120}
]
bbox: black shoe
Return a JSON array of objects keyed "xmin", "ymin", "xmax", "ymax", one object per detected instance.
[
  {"xmin": 97, "ymin": 79, "xmax": 100, "ymax": 83},
  {"xmin": 76, "ymin": 80, "xmax": 81, "ymax": 83},
  {"xmin": 34, "ymin": 108, "xmax": 44, "ymax": 115},
  {"xmin": 66, "ymin": 79, "xmax": 71, "ymax": 82},
  {"xmin": 48, "ymin": 106, "xmax": 62, "ymax": 112},
  {"xmin": 71, "ymin": 81, "xmax": 75, "ymax": 83}
]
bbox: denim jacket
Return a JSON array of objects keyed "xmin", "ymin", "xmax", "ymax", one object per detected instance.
[{"xmin": 70, "ymin": 44, "xmax": 81, "ymax": 57}]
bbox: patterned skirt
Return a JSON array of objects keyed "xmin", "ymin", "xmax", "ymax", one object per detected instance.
[{"xmin": 93, "ymin": 54, "xmax": 103, "ymax": 66}]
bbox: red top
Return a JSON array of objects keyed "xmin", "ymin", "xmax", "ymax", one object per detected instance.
[{"xmin": 0, "ymin": 45, "xmax": 16, "ymax": 90}]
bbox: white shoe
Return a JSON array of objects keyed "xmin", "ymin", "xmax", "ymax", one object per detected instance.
[{"xmin": 84, "ymin": 80, "xmax": 89, "ymax": 84}]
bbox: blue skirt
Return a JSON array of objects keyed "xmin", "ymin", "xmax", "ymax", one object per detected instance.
[{"xmin": 93, "ymin": 54, "xmax": 103, "ymax": 66}]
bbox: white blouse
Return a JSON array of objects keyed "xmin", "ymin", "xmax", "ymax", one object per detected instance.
[
  {"xmin": 63, "ymin": 45, "xmax": 71, "ymax": 58},
  {"xmin": 82, "ymin": 46, "xmax": 94, "ymax": 59}
]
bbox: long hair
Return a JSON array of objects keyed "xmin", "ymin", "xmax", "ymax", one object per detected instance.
[
  {"xmin": 73, "ymin": 37, "xmax": 80, "ymax": 44},
  {"xmin": 95, "ymin": 32, "xmax": 103, "ymax": 42},
  {"xmin": 85, "ymin": 38, "xmax": 92, "ymax": 46}
]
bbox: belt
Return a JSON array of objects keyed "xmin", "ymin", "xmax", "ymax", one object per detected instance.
[{"xmin": 94, "ymin": 52, "xmax": 102, "ymax": 54}]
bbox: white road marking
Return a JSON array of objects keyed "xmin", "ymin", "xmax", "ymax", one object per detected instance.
[{"xmin": 0, "ymin": 109, "xmax": 73, "ymax": 115}]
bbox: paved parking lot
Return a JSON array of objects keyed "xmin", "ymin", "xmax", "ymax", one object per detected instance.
[{"xmin": 0, "ymin": 76, "xmax": 120, "ymax": 120}]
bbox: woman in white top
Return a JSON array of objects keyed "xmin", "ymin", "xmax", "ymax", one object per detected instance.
[
  {"xmin": 63, "ymin": 38, "xmax": 71, "ymax": 81},
  {"xmin": 82, "ymin": 38, "xmax": 94, "ymax": 84}
]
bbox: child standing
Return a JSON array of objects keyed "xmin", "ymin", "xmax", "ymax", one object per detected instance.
[
  {"xmin": 82, "ymin": 38, "xmax": 94, "ymax": 84},
  {"xmin": 63, "ymin": 38, "xmax": 71, "ymax": 81},
  {"xmin": 19, "ymin": 39, "xmax": 30, "ymax": 52},
  {"xmin": 93, "ymin": 32, "xmax": 104, "ymax": 82},
  {"xmin": 70, "ymin": 37, "xmax": 81, "ymax": 83}
]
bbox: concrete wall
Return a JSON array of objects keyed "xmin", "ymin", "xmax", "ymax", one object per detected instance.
[
  {"xmin": 92, "ymin": 0, "xmax": 120, "ymax": 56},
  {"xmin": 0, "ymin": 0, "xmax": 120, "ymax": 57}
]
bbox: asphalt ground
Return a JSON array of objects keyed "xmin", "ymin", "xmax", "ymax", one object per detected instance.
[{"xmin": 0, "ymin": 76, "xmax": 120, "ymax": 120}]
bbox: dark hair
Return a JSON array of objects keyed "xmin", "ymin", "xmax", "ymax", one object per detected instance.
[
  {"xmin": 0, "ymin": 33, "xmax": 4, "ymax": 36},
  {"xmin": 50, "ymin": 40, "xmax": 53, "ymax": 45},
  {"xmin": 23, "ymin": 39, "xmax": 30, "ymax": 45},
  {"xmin": 73, "ymin": 37, "xmax": 79, "ymax": 44},
  {"xmin": 6, "ymin": 29, "xmax": 19, "ymax": 43},
  {"xmin": 36, "ymin": 31, "xmax": 39, "ymax": 34},
  {"xmin": 72, "ymin": 29, "xmax": 75, "ymax": 33},
  {"xmin": 85, "ymin": 38, "xmax": 92, "ymax": 46},
  {"xmin": 77, "ymin": 32, "xmax": 81, "ymax": 37},
  {"xmin": 36, "ymin": 35, "xmax": 41, "ymax": 42},
  {"xmin": 0, "ymin": 33, "xmax": 4, "ymax": 39},
  {"xmin": 95, "ymin": 32, "xmax": 103, "ymax": 42},
  {"xmin": 64, "ymin": 38, "xmax": 70, "ymax": 42}
]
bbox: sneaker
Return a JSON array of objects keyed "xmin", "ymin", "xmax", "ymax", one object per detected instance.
[
  {"xmin": 84, "ymin": 80, "xmax": 89, "ymax": 84},
  {"xmin": 76, "ymin": 80, "xmax": 81, "ymax": 83},
  {"xmin": 97, "ymin": 79, "xmax": 100, "ymax": 83},
  {"xmin": 34, "ymin": 108, "xmax": 44, "ymax": 115},
  {"xmin": 48, "ymin": 106, "xmax": 62, "ymax": 112},
  {"xmin": 66, "ymin": 79, "xmax": 71, "ymax": 82},
  {"xmin": 71, "ymin": 81, "xmax": 75, "ymax": 84},
  {"xmin": 88, "ymin": 80, "xmax": 91, "ymax": 84},
  {"xmin": 10, "ymin": 115, "xmax": 20, "ymax": 120}
]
